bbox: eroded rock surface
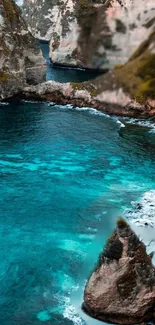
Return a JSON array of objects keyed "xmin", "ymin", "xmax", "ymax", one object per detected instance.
[
  {"xmin": 0, "ymin": 0, "xmax": 46, "ymax": 100},
  {"xmin": 82, "ymin": 218, "xmax": 155, "ymax": 324},
  {"xmin": 22, "ymin": 0, "xmax": 155, "ymax": 69}
]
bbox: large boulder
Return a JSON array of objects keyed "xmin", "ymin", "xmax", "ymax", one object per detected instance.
[
  {"xmin": 0, "ymin": 0, "xmax": 46, "ymax": 100},
  {"xmin": 22, "ymin": 0, "xmax": 155, "ymax": 69},
  {"xmin": 82, "ymin": 218, "xmax": 155, "ymax": 324}
]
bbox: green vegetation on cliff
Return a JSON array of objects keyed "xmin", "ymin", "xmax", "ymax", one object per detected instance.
[
  {"xmin": 114, "ymin": 32, "xmax": 155, "ymax": 103},
  {"xmin": 84, "ymin": 30, "xmax": 155, "ymax": 104}
]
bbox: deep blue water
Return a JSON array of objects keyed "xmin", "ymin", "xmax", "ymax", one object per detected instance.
[
  {"xmin": 0, "ymin": 101, "xmax": 155, "ymax": 325},
  {"xmin": 40, "ymin": 42, "xmax": 102, "ymax": 83}
]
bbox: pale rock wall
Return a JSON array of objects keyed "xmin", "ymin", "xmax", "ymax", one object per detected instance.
[
  {"xmin": 49, "ymin": 1, "xmax": 81, "ymax": 67},
  {"xmin": 0, "ymin": 0, "xmax": 46, "ymax": 100},
  {"xmin": 22, "ymin": 0, "xmax": 155, "ymax": 69},
  {"xmin": 104, "ymin": 0, "xmax": 155, "ymax": 67},
  {"xmin": 23, "ymin": 0, "xmax": 81, "ymax": 66},
  {"xmin": 22, "ymin": 0, "xmax": 62, "ymax": 41}
]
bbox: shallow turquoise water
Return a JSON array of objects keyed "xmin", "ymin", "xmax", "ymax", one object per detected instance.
[{"xmin": 0, "ymin": 101, "xmax": 155, "ymax": 324}]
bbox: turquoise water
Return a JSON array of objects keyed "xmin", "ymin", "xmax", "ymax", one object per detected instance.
[{"xmin": 0, "ymin": 101, "xmax": 155, "ymax": 324}]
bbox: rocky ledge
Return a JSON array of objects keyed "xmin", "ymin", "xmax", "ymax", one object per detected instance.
[
  {"xmin": 82, "ymin": 218, "xmax": 155, "ymax": 324},
  {"xmin": 22, "ymin": 79, "xmax": 155, "ymax": 120}
]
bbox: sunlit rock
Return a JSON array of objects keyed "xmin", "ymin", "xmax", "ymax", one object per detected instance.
[
  {"xmin": 82, "ymin": 218, "xmax": 155, "ymax": 324},
  {"xmin": 22, "ymin": 0, "xmax": 155, "ymax": 69}
]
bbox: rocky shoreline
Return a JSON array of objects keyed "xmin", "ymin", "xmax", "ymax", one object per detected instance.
[{"xmin": 19, "ymin": 80, "xmax": 154, "ymax": 120}]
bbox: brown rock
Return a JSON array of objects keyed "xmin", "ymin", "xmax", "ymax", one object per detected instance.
[{"xmin": 82, "ymin": 218, "xmax": 155, "ymax": 324}]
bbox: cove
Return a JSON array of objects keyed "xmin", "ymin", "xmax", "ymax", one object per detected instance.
[
  {"xmin": 40, "ymin": 41, "xmax": 103, "ymax": 83},
  {"xmin": 0, "ymin": 101, "xmax": 155, "ymax": 325}
]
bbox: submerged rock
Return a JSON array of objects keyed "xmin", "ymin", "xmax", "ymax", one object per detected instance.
[
  {"xmin": 82, "ymin": 218, "xmax": 155, "ymax": 324},
  {"xmin": 0, "ymin": 0, "xmax": 46, "ymax": 100}
]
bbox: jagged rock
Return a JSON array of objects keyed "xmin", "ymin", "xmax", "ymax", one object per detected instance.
[
  {"xmin": 22, "ymin": 0, "xmax": 155, "ymax": 70},
  {"xmin": 82, "ymin": 218, "xmax": 155, "ymax": 324},
  {"xmin": 0, "ymin": 0, "xmax": 46, "ymax": 100}
]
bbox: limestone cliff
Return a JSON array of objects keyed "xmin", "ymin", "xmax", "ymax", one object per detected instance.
[
  {"xmin": 82, "ymin": 218, "xmax": 155, "ymax": 324},
  {"xmin": 22, "ymin": 0, "xmax": 60, "ymax": 41},
  {"xmin": 22, "ymin": 0, "xmax": 82, "ymax": 67},
  {"xmin": 22, "ymin": 26, "xmax": 155, "ymax": 119},
  {"xmin": 0, "ymin": 0, "xmax": 46, "ymax": 100},
  {"xmin": 87, "ymin": 29, "xmax": 155, "ymax": 109},
  {"xmin": 83, "ymin": 0, "xmax": 155, "ymax": 69},
  {"xmin": 23, "ymin": 0, "xmax": 155, "ymax": 70}
]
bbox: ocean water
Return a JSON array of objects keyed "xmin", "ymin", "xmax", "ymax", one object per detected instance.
[
  {"xmin": 40, "ymin": 42, "xmax": 102, "ymax": 83},
  {"xmin": 0, "ymin": 101, "xmax": 155, "ymax": 325}
]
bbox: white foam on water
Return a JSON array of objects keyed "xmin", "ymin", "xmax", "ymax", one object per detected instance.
[
  {"xmin": 63, "ymin": 296, "xmax": 84, "ymax": 325},
  {"xmin": 53, "ymin": 271, "xmax": 77, "ymax": 292},
  {"xmin": 51, "ymin": 104, "xmax": 110, "ymax": 118},
  {"xmin": 116, "ymin": 120, "xmax": 125, "ymax": 128},
  {"xmin": 0, "ymin": 102, "xmax": 9, "ymax": 106},
  {"xmin": 21, "ymin": 99, "xmax": 45, "ymax": 104},
  {"xmin": 125, "ymin": 190, "xmax": 155, "ymax": 228},
  {"xmin": 125, "ymin": 190, "xmax": 155, "ymax": 258},
  {"xmin": 74, "ymin": 107, "xmax": 110, "ymax": 118},
  {"xmin": 47, "ymin": 101, "xmax": 56, "ymax": 106},
  {"xmin": 124, "ymin": 117, "xmax": 155, "ymax": 132}
]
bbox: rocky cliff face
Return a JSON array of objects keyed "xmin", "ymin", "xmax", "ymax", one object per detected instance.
[
  {"xmin": 0, "ymin": 0, "xmax": 46, "ymax": 100},
  {"xmin": 86, "ymin": 0, "xmax": 155, "ymax": 69},
  {"xmin": 23, "ymin": 0, "xmax": 155, "ymax": 69},
  {"xmin": 22, "ymin": 0, "xmax": 60, "ymax": 41},
  {"xmin": 90, "ymin": 29, "xmax": 155, "ymax": 106},
  {"xmin": 22, "ymin": 26, "xmax": 155, "ymax": 118},
  {"xmin": 82, "ymin": 218, "xmax": 155, "ymax": 324},
  {"xmin": 22, "ymin": 0, "xmax": 82, "ymax": 67}
]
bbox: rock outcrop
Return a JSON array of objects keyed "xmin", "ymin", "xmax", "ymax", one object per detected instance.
[
  {"xmin": 88, "ymin": 28, "xmax": 155, "ymax": 108},
  {"xmin": 82, "ymin": 218, "xmax": 155, "ymax": 324},
  {"xmin": 22, "ymin": 0, "xmax": 155, "ymax": 70},
  {"xmin": 0, "ymin": 0, "xmax": 46, "ymax": 100}
]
